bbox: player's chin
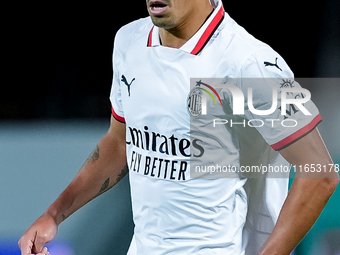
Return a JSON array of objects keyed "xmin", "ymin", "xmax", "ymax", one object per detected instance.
[{"xmin": 150, "ymin": 15, "xmax": 175, "ymax": 29}]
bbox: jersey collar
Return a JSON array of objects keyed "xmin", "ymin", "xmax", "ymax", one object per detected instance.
[{"xmin": 147, "ymin": 0, "xmax": 225, "ymax": 55}]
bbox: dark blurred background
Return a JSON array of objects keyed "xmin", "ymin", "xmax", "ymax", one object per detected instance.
[
  {"xmin": 2, "ymin": 0, "xmax": 339, "ymax": 120},
  {"xmin": 1, "ymin": 1, "xmax": 339, "ymax": 255}
]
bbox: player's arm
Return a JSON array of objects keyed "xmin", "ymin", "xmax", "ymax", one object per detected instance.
[
  {"xmin": 258, "ymin": 128, "xmax": 339, "ymax": 255},
  {"xmin": 18, "ymin": 116, "xmax": 127, "ymax": 255}
]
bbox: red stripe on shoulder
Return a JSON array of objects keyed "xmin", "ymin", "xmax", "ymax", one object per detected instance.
[
  {"xmin": 111, "ymin": 107, "xmax": 126, "ymax": 123},
  {"xmin": 271, "ymin": 114, "xmax": 322, "ymax": 151}
]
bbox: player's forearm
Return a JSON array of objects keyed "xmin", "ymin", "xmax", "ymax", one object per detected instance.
[
  {"xmin": 258, "ymin": 129, "xmax": 339, "ymax": 254},
  {"xmin": 45, "ymin": 132, "xmax": 127, "ymax": 225},
  {"xmin": 258, "ymin": 173, "xmax": 339, "ymax": 255}
]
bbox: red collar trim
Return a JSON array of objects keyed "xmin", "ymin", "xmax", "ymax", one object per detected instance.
[
  {"xmin": 147, "ymin": 26, "xmax": 154, "ymax": 47},
  {"xmin": 190, "ymin": 5, "xmax": 225, "ymax": 55},
  {"xmin": 147, "ymin": 4, "xmax": 225, "ymax": 55}
]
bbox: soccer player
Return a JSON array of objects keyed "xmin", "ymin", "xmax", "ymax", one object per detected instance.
[{"xmin": 19, "ymin": 0, "xmax": 339, "ymax": 254}]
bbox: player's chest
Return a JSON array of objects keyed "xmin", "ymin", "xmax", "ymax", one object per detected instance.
[
  {"xmin": 118, "ymin": 65, "xmax": 187, "ymax": 114},
  {"xmin": 118, "ymin": 49, "xmax": 228, "ymax": 121}
]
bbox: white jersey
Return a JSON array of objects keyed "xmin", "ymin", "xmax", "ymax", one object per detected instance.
[{"xmin": 110, "ymin": 0, "xmax": 321, "ymax": 254}]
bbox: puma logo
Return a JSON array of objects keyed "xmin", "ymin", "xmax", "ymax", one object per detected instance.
[
  {"xmin": 121, "ymin": 75, "xmax": 135, "ymax": 97},
  {"xmin": 264, "ymin": 57, "xmax": 282, "ymax": 71}
]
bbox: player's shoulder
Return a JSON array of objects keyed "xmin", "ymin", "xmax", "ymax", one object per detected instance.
[
  {"xmin": 237, "ymin": 29, "xmax": 294, "ymax": 78},
  {"xmin": 220, "ymin": 14, "xmax": 293, "ymax": 77},
  {"xmin": 219, "ymin": 14, "xmax": 268, "ymax": 54},
  {"xmin": 113, "ymin": 17, "xmax": 153, "ymax": 53},
  {"xmin": 241, "ymin": 47, "xmax": 294, "ymax": 78}
]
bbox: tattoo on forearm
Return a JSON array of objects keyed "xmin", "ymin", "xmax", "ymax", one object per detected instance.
[
  {"xmin": 99, "ymin": 178, "xmax": 110, "ymax": 194},
  {"xmin": 93, "ymin": 178, "xmax": 110, "ymax": 199},
  {"xmin": 62, "ymin": 214, "xmax": 67, "ymax": 221},
  {"xmin": 88, "ymin": 145, "xmax": 100, "ymax": 162},
  {"xmin": 81, "ymin": 145, "xmax": 100, "ymax": 170},
  {"xmin": 115, "ymin": 164, "xmax": 129, "ymax": 184},
  {"xmin": 94, "ymin": 164, "xmax": 129, "ymax": 198}
]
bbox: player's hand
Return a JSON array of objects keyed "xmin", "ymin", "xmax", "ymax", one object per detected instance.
[
  {"xmin": 18, "ymin": 212, "xmax": 58, "ymax": 255},
  {"xmin": 33, "ymin": 247, "xmax": 49, "ymax": 255}
]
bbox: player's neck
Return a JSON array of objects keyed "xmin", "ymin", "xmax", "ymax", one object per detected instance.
[{"xmin": 159, "ymin": 4, "xmax": 214, "ymax": 49}]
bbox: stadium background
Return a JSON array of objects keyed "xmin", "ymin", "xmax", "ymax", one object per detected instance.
[{"xmin": 1, "ymin": 0, "xmax": 339, "ymax": 254}]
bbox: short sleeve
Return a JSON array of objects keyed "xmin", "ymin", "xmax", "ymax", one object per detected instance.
[
  {"xmin": 239, "ymin": 49, "xmax": 321, "ymax": 150},
  {"xmin": 109, "ymin": 34, "xmax": 125, "ymax": 123}
]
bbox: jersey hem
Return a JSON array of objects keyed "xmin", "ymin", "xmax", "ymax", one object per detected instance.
[{"xmin": 270, "ymin": 114, "xmax": 322, "ymax": 151}]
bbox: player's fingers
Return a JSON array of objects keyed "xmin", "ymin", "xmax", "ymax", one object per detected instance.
[
  {"xmin": 18, "ymin": 235, "xmax": 34, "ymax": 255},
  {"xmin": 33, "ymin": 247, "xmax": 47, "ymax": 255},
  {"xmin": 19, "ymin": 243, "xmax": 32, "ymax": 255},
  {"xmin": 41, "ymin": 246, "xmax": 49, "ymax": 254},
  {"xmin": 32, "ymin": 235, "xmax": 47, "ymax": 254},
  {"xmin": 35, "ymin": 247, "xmax": 49, "ymax": 255},
  {"xmin": 32, "ymin": 249, "xmax": 50, "ymax": 255}
]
